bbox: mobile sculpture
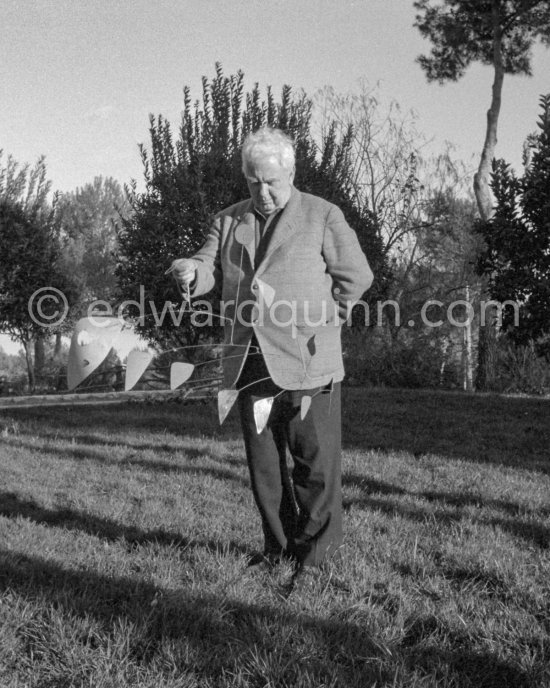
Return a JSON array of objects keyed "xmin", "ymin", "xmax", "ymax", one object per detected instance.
[{"xmin": 0, "ymin": 224, "xmax": 331, "ymax": 433}]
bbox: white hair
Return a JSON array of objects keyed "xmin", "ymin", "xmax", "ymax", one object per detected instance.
[{"xmin": 241, "ymin": 127, "xmax": 296, "ymax": 172}]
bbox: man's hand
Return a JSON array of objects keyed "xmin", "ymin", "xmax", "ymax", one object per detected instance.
[{"xmin": 168, "ymin": 258, "xmax": 198, "ymax": 287}]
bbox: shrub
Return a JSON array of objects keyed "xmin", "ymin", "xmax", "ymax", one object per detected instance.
[
  {"xmin": 343, "ymin": 328, "xmax": 462, "ymax": 389},
  {"xmin": 493, "ymin": 339, "xmax": 550, "ymax": 395}
]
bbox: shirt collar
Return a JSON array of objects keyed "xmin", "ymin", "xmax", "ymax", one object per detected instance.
[{"xmin": 253, "ymin": 206, "xmax": 283, "ymax": 221}]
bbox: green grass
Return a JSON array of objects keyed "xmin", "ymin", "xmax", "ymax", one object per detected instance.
[{"xmin": 0, "ymin": 387, "xmax": 549, "ymax": 687}]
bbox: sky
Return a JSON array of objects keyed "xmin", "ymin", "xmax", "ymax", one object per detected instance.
[{"xmin": 1, "ymin": 0, "xmax": 550, "ymax": 354}]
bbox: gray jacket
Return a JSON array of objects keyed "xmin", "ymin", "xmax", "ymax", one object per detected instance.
[{"xmin": 191, "ymin": 187, "xmax": 373, "ymax": 390}]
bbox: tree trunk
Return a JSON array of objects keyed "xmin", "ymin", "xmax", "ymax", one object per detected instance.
[
  {"xmin": 463, "ymin": 285, "xmax": 474, "ymax": 392},
  {"xmin": 439, "ymin": 339, "xmax": 450, "ymax": 387},
  {"xmin": 22, "ymin": 340, "xmax": 35, "ymax": 392},
  {"xmin": 475, "ymin": 0, "xmax": 504, "ymax": 390},
  {"xmin": 473, "ymin": 2, "xmax": 504, "ymax": 221},
  {"xmin": 34, "ymin": 336, "xmax": 46, "ymax": 388},
  {"xmin": 54, "ymin": 332, "xmax": 63, "ymax": 359}
]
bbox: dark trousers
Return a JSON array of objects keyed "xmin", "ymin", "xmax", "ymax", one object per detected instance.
[{"xmin": 237, "ymin": 344, "xmax": 343, "ymax": 566}]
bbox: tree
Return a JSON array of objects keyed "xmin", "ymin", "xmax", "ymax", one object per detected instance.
[
  {"xmin": 477, "ymin": 93, "xmax": 550, "ymax": 356},
  {"xmin": 407, "ymin": 181, "xmax": 481, "ymax": 388},
  {"xmin": 55, "ymin": 176, "xmax": 130, "ymax": 306},
  {"xmin": 370, "ymin": 158, "xmax": 480, "ymax": 390},
  {"xmin": 315, "ymin": 82, "xmax": 428, "ymax": 258},
  {"xmin": 0, "ymin": 199, "xmax": 70, "ymax": 390},
  {"xmin": 117, "ymin": 64, "xmax": 386, "ymax": 350},
  {"xmin": 414, "ymin": 0, "xmax": 550, "ymax": 221},
  {"xmin": 0, "ymin": 345, "xmax": 26, "ymax": 392},
  {"xmin": 414, "ymin": 0, "xmax": 550, "ymax": 389},
  {"xmin": 0, "ymin": 150, "xmax": 51, "ymax": 220},
  {"xmin": 313, "ymin": 86, "xmax": 480, "ymax": 387},
  {"xmin": 0, "ymin": 151, "xmax": 79, "ymax": 390}
]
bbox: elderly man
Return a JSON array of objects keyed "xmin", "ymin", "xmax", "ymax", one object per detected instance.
[{"xmin": 171, "ymin": 127, "xmax": 373, "ymax": 576}]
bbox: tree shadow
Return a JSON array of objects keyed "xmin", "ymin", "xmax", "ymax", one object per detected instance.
[
  {"xmin": 1, "ymin": 399, "xmax": 242, "ymax": 442},
  {"xmin": 0, "ymin": 492, "xmax": 250, "ymax": 557},
  {"xmin": 401, "ymin": 612, "xmax": 534, "ymax": 688},
  {"xmin": 342, "ymin": 476, "xmax": 550, "ymax": 549},
  {"xmin": 434, "ymin": 564, "xmax": 512, "ymax": 600},
  {"xmin": 342, "ymin": 387, "xmax": 550, "ymax": 474},
  {"xmin": 420, "ymin": 488, "xmax": 550, "ymax": 518},
  {"xmin": 343, "ymin": 475, "xmax": 550, "ymax": 518},
  {"xmin": 0, "ymin": 549, "xmax": 537, "ymax": 687},
  {"xmin": 34, "ymin": 429, "xmax": 246, "ymax": 466},
  {"xmin": 0, "ymin": 548, "xmax": 387, "ymax": 686},
  {"xmin": 1, "ymin": 436, "xmax": 249, "ymax": 486},
  {"xmin": 343, "ymin": 474, "xmax": 408, "ymax": 496},
  {"xmin": 343, "ymin": 491, "xmax": 462, "ymax": 526},
  {"xmin": 485, "ymin": 515, "xmax": 550, "ymax": 550},
  {"xmin": 3, "ymin": 389, "xmax": 549, "ymax": 475}
]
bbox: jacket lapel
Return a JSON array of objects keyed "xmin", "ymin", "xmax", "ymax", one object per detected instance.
[{"xmin": 255, "ymin": 188, "xmax": 302, "ymax": 274}]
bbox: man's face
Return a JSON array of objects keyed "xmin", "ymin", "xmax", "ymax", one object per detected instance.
[{"xmin": 244, "ymin": 154, "xmax": 295, "ymax": 216}]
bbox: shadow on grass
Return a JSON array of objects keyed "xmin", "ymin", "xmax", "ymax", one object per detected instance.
[
  {"xmin": 344, "ymin": 475, "xmax": 550, "ymax": 517},
  {"xmin": 23, "ymin": 425, "xmax": 247, "ymax": 467},
  {"xmin": 401, "ymin": 613, "xmax": 535, "ymax": 687},
  {"xmin": 341, "ymin": 387, "xmax": 550, "ymax": 473},
  {"xmin": 436, "ymin": 564, "xmax": 512, "ymax": 599},
  {"xmin": 0, "ymin": 548, "xmax": 387, "ymax": 686},
  {"xmin": 342, "ymin": 476, "xmax": 550, "ymax": 549},
  {"xmin": 1, "ymin": 435, "xmax": 249, "ymax": 486},
  {"xmin": 0, "ymin": 492, "xmax": 250, "ymax": 557},
  {"xmin": 1, "ymin": 399, "xmax": 242, "ymax": 441},
  {"xmin": 3, "ymin": 388, "xmax": 549, "ymax": 474},
  {"xmin": 0, "ymin": 548, "xmax": 537, "ymax": 687}
]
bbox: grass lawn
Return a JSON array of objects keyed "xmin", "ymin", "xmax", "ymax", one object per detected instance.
[{"xmin": 0, "ymin": 387, "xmax": 549, "ymax": 687}]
